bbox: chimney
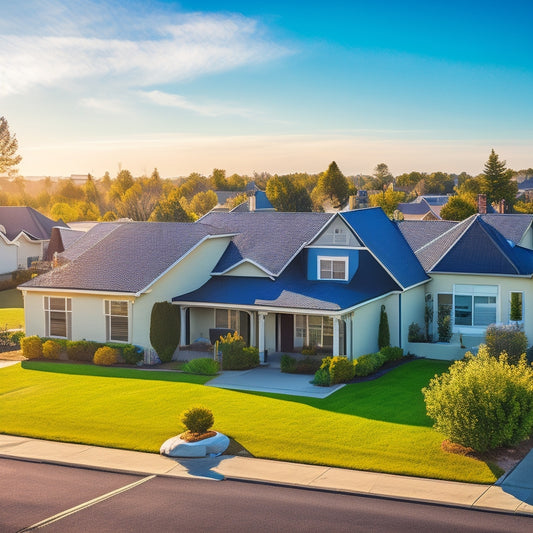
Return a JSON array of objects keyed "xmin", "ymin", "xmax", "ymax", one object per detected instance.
[
  {"xmin": 249, "ymin": 193, "xmax": 256, "ymax": 212},
  {"xmin": 349, "ymin": 195, "xmax": 357, "ymax": 210},
  {"xmin": 477, "ymin": 194, "xmax": 487, "ymax": 214},
  {"xmin": 499, "ymin": 199, "xmax": 506, "ymax": 214}
]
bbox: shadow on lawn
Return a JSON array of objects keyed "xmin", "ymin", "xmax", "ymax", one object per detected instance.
[{"xmin": 20, "ymin": 360, "xmax": 212, "ymax": 385}]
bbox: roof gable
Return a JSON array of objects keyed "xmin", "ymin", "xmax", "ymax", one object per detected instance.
[
  {"xmin": 341, "ymin": 208, "xmax": 429, "ymax": 288},
  {"xmin": 0, "ymin": 206, "xmax": 67, "ymax": 241},
  {"xmin": 396, "ymin": 220, "xmax": 458, "ymax": 252}
]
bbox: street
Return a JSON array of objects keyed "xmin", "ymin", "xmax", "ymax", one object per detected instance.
[{"xmin": 1, "ymin": 458, "xmax": 531, "ymax": 532}]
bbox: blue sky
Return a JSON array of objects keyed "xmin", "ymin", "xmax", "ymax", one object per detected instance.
[{"xmin": 1, "ymin": 0, "xmax": 532, "ymax": 177}]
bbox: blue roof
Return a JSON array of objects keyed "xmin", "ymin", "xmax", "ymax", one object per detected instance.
[
  {"xmin": 174, "ymin": 250, "xmax": 400, "ymax": 311},
  {"xmin": 518, "ymin": 177, "xmax": 533, "ymax": 190},
  {"xmin": 255, "ymin": 190, "xmax": 274, "ymax": 210},
  {"xmin": 397, "ymin": 200, "xmax": 432, "ymax": 215},
  {"xmin": 432, "ymin": 216, "xmax": 533, "ymax": 276},
  {"xmin": 341, "ymin": 208, "xmax": 429, "ymax": 288},
  {"xmin": 200, "ymin": 211, "xmax": 333, "ymax": 276}
]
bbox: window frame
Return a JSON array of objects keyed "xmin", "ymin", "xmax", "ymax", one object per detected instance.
[
  {"xmin": 44, "ymin": 296, "xmax": 72, "ymax": 339},
  {"xmin": 104, "ymin": 300, "xmax": 129, "ymax": 343},
  {"xmin": 509, "ymin": 291, "xmax": 524, "ymax": 323},
  {"xmin": 452, "ymin": 284, "xmax": 498, "ymax": 330},
  {"xmin": 317, "ymin": 256, "xmax": 349, "ymax": 281},
  {"xmin": 214, "ymin": 309, "xmax": 240, "ymax": 332}
]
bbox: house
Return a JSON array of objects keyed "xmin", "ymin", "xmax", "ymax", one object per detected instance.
[
  {"xmin": 396, "ymin": 195, "xmax": 450, "ymax": 221},
  {"xmin": 20, "ymin": 208, "xmax": 428, "ymax": 362},
  {"xmin": 398, "ymin": 214, "xmax": 533, "ymax": 358},
  {"xmin": 0, "ymin": 206, "xmax": 68, "ymax": 273}
]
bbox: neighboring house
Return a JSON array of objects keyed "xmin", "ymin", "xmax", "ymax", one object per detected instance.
[
  {"xmin": 396, "ymin": 195, "xmax": 450, "ymax": 220},
  {"xmin": 398, "ymin": 214, "xmax": 533, "ymax": 357},
  {"xmin": 229, "ymin": 189, "xmax": 275, "ymax": 212},
  {"xmin": 20, "ymin": 209, "xmax": 429, "ymax": 362},
  {"xmin": 0, "ymin": 206, "xmax": 68, "ymax": 273}
]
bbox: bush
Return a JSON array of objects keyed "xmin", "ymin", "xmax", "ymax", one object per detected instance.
[
  {"xmin": 408, "ymin": 322, "xmax": 424, "ymax": 342},
  {"xmin": 0, "ymin": 326, "xmax": 15, "ymax": 347},
  {"xmin": 437, "ymin": 306, "xmax": 452, "ymax": 342},
  {"xmin": 150, "ymin": 301, "xmax": 180, "ymax": 363},
  {"xmin": 300, "ymin": 346, "xmax": 317, "ymax": 356},
  {"xmin": 21, "ymin": 336, "xmax": 43, "ymax": 359},
  {"xmin": 180, "ymin": 406, "xmax": 214, "ymax": 435},
  {"xmin": 220, "ymin": 332, "xmax": 259, "ymax": 370},
  {"xmin": 93, "ymin": 346, "xmax": 119, "ymax": 366},
  {"xmin": 182, "ymin": 358, "xmax": 219, "ymax": 375},
  {"xmin": 378, "ymin": 305, "xmax": 390, "ymax": 349},
  {"xmin": 423, "ymin": 345, "xmax": 533, "ymax": 452},
  {"xmin": 294, "ymin": 357, "xmax": 322, "ymax": 374},
  {"xmin": 120, "ymin": 344, "xmax": 144, "ymax": 365},
  {"xmin": 312, "ymin": 367, "xmax": 331, "ymax": 387},
  {"xmin": 328, "ymin": 356, "xmax": 356, "ymax": 384},
  {"xmin": 42, "ymin": 340, "xmax": 62, "ymax": 360},
  {"xmin": 380, "ymin": 346, "xmax": 403, "ymax": 362},
  {"xmin": 66, "ymin": 340, "xmax": 100, "ymax": 361},
  {"xmin": 485, "ymin": 324, "xmax": 527, "ymax": 365},
  {"xmin": 9, "ymin": 330, "xmax": 25, "ymax": 346},
  {"xmin": 280, "ymin": 354, "xmax": 297, "ymax": 373},
  {"xmin": 354, "ymin": 352, "xmax": 387, "ymax": 377}
]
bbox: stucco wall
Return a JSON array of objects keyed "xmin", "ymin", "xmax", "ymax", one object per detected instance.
[
  {"xmin": 0, "ymin": 238, "xmax": 18, "ymax": 274},
  {"xmin": 15, "ymin": 235, "xmax": 43, "ymax": 268},
  {"xmin": 224, "ymin": 263, "xmax": 270, "ymax": 277}
]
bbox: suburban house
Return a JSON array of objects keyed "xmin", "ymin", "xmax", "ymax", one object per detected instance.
[
  {"xmin": 0, "ymin": 206, "xmax": 68, "ymax": 274},
  {"xmin": 398, "ymin": 214, "xmax": 533, "ymax": 357},
  {"xmin": 396, "ymin": 195, "xmax": 450, "ymax": 221},
  {"xmin": 20, "ymin": 208, "xmax": 428, "ymax": 362}
]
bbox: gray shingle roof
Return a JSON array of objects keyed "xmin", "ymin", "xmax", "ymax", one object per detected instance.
[
  {"xmin": 199, "ymin": 211, "xmax": 334, "ymax": 276},
  {"xmin": 480, "ymin": 214, "xmax": 533, "ymax": 245},
  {"xmin": 0, "ymin": 206, "xmax": 67, "ymax": 241},
  {"xmin": 22, "ymin": 222, "xmax": 229, "ymax": 293},
  {"xmin": 396, "ymin": 220, "xmax": 458, "ymax": 252}
]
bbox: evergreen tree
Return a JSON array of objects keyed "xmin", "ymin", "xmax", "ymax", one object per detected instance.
[
  {"xmin": 480, "ymin": 149, "xmax": 517, "ymax": 208},
  {"xmin": 314, "ymin": 161, "xmax": 350, "ymax": 208},
  {"xmin": 0, "ymin": 116, "xmax": 22, "ymax": 175},
  {"xmin": 378, "ymin": 305, "xmax": 390, "ymax": 349}
]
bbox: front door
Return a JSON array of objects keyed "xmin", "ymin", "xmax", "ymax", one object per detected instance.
[{"xmin": 280, "ymin": 314, "xmax": 294, "ymax": 352}]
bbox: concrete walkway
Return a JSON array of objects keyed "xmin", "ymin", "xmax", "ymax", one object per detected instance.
[{"xmin": 1, "ymin": 434, "xmax": 532, "ymax": 516}]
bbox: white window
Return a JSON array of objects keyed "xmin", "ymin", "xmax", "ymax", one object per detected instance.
[
  {"xmin": 215, "ymin": 309, "xmax": 239, "ymax": 331},
  {"xmin": 318, "ymin": 256, "xmax": 348, "ymax": 281},
  {"xmin": 44, "ymin": 296, "xmax": 71, "ymax": 339},
  {"xmin": 453, "ymin": 285, "xmax": 498, "ymax": 327},
  {"xmin": 294, "ymin": 315, "xmax": 343, "ymax": 351},
  {"xmin": 105, "ymin": 300, "xmax": 129, "ymax": 342},
  {"xmin": 509, "ymin": 292, "xmax": 524, "ymax": 322}
]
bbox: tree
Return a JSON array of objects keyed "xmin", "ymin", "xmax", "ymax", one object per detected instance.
[
  {"xmin": 395, "ymin": 171, "xmax": 425, "ymax": 190},
  {"xmin": 0, "ymin": 116, "xmax": 22, "ymax": 175},
  {"xmin": 266, "ymin": 175, "xmax": 313, "ymax": 212},
  {"xmin": 149, "ymin": 189, "xmax": 193, "ymax": 222},
  {"xmin": 314, "ymin": 161, "xmax": 350, "ymax": 209},
  {"xmin": 189, "ymin": 190, "xmax": 218, "ymax": 217},
  {"xmin": 480, "ymin": 149, "xmax": 517, "ymax": 208},
  {"xmin": 371, "ymin": 163, "xmax": 394, "ymax": 190},
  {"xmin": 211, "ymin": 168, "xmax": 227, "ymax": 190},
  {"xmin": 378, "ymin": 305, "xmax": 390, "ymax": 349},
  {"xmin": 440, "ymin": 195, "xmax": 477, "ymax": 221},
  {"xmin": 368, "ymin": 187, "xmax": 406, "ymax": 216}
]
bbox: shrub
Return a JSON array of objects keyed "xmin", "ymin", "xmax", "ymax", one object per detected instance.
[
  {"xmin": 294, "ymin": 357, "xmax": 322, "ymax": 374},
  {"xmin": 9, "ymin": 330, "xmax": 25, "ymax": 346},
  {"xmin": 408, "ymin": 322, "xmax": 424, "ymax": 342},
  {"xmin": 220, "ymin": 332, "xmax": 259, "ymax": 370},
  {"xmin": 42, "ymin": 339, "xmax": 62, "ymax": 360},
  {"xmin": 0, "ymin": 326, "xmax": 15, "ymax": 347},
  {"xmin": 328, "ymin": 356, "xmax": 356, "ymax": 384},
  {"xmin": 300, "ymin": 346, "xmax": 317, "ymax": 356},
  {"xmin": 180, "ymin": 406, "xmax": 214, "ymax": 435},
  {"xmin": 93, "ymin": 346, "xmax": 119, "ymax": 366},
  {"xmin": 354, "ymin": 352, "xmax": 387, "ymax": 377},
  {"xmin": 21, "ymin": 336, "xmax": 43, "ymax": 359},
  {"xmin": 66, "ymin": 340, "xmax": 100, "ymax": 361},
  {"xmin": 380, "ymin": 346, "xmax": 403, "ymax": 362},
  {"xmin": 437, "ymin": 306, "xmax": 452, "ymax": 342},
  {"xmin": 182, "ymin": 358, "xmax": 219, "ymax": 375},
  {"xmin": 423, "ymin": 345, "xmax": 533, "ymax": 452},
  {"xmin": 120, "ymin": 344, "xmax": 144, "ymax": 365},
  {"xmin": 312, "ymin": 367, "xmax": 331, "ymax": 387},
  {"xmin": 150, "ymin": 301, "xmax": 180, "ymax": 362},
  {"xmin": 280, "ymin": 354, "xmax": 297, "ymax": 373},
  {"xmin": 485, "ymin": 324, "xmax": 527, "ymax": 365},
  {"xmin": 378, "ymin": 305, "xmax": 390, "ymax": 349}
]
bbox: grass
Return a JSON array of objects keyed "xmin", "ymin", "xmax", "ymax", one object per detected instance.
[
  {"xmin": 0, "ymin": 289, "xmax": 24, "ymax": 329},
  {"xmin": 0, "ymin": 289, "xmax": 24, "ymax": 308},
  {"xmin": 0, "ymin": 359, "xmax": 500, "ymax": 484}
]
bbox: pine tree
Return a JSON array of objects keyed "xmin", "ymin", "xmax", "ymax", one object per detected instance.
[
  {"xmin": 315, "ymin": 161, "xmax": 350, "ymax": 208},
  {"xmin": 0, "ymin": 116, "xmax": 22, "ymax": 175},
  {"xmin": 480, "ymin": 149, "xmax": 517, "ymax": 208},
  {"xmin": 378, "ymin": 305, "xmax": 390, "ymax": 349}
]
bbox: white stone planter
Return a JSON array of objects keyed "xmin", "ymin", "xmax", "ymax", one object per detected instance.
[{"xmin": 160, "ymin": 431, "xmax": 230, "ymax": 458}]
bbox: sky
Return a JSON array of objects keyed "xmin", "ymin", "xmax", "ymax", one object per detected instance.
[{"xmin": 1, "ymin": 0, "xmax": 532, "ymax": 178}]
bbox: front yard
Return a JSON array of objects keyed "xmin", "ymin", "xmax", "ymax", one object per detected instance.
[{"xmin": 0, "ymin": 359, "xmax": 501, "ymax": 484}]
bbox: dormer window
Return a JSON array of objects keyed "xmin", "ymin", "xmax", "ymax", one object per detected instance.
[{"xmin": 318, "ymin": 256, "xmax": 348, "ymax": 280}]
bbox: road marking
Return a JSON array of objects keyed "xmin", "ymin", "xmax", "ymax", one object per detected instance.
[{"xmin": 17, "ymin": 474, "xmax": 156, "ymax": 532}]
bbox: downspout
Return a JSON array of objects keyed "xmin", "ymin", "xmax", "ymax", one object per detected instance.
[{"xmin": 398, "ymin": 293, "xmax": 402, "ymax": 349}]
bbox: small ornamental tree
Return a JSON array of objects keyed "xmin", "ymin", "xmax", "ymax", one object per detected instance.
[
  {"xmin": 423, "ymin": 345, "xmax": 533, "ymax": 452},
  {"xmin": 150, "ymin": 301, "xmax": 180, "ymax": 362},
  {"xmin": 378, "ymin": 305, "xmax": 390, "ymax": 349},
  {"xmin": 180, "ymin": 406, "xmax": 214, "ymax": 436},
  {"xmin": 485, "ymin": 324, "xmax": 527, "ymax": 365}
]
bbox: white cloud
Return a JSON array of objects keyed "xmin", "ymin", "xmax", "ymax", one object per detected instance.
[
  {"xmin": 79, "ymin": 97, "xmax": 127, "ymax": 114},
  {"xmin": 0, "ymin": 7, "xmax": 291, "ymax": 97},
  {"xmin": 138, "ymin": 90, "xmax": 256, "ymax": 118}
]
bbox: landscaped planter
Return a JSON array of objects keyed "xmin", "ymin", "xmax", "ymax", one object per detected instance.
[{"xmin": 160, "ymin": 432, "xmax": 230, "ymax": 458}]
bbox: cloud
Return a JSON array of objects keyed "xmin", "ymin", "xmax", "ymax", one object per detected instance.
[
  {"xmin": 0, "ymin": 5, "xmax": 292, "ymax": 97},
  {"xmin": 138, "ymin": 90, "xmax": 257, "ymax": 118},
  {"xmin": 79, "ymin": 97, "xmax": 127, "ymax": 114}
]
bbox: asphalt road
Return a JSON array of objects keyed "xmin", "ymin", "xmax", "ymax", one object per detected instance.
[{"xmin": 1, "ymin": 458, "xmax": 531, "ymax": 533}]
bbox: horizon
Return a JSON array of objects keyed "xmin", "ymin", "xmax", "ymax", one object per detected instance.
[{"xmin": 2, "ymin": 0, "xmax": 532, "ymax": 178}]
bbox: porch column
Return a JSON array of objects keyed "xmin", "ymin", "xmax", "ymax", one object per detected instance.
[
  {"xmin": 345, "ymin": 316, "xmax": 352, "ymax": 360},
  {"xmin": 258, "ymin": 312, "xmax": 267, "ymax": 363},
  {"xmin": 179, "ymin": 306, "xmax": 188, "ymax": 346},
  {"xmin": 332, "ymin": 316, "xmax": 340, "ymax": 356}
]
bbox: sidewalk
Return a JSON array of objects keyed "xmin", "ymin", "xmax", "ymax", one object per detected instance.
[{"xmin": 1, "ymin": 434, "xmax": 532, "ymax": 516}]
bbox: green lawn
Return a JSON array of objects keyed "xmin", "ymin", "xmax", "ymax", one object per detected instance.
[
  {"xmin": 0, "ymin": 359, "xmax": 500, "ymax": 484},
  {"xmin": 0, "ymin": 289, "xmax": 24, "ymax": 329},
  {"xmin": 0, "ymin": 289, "xmax": 23, "ymax": 308}
]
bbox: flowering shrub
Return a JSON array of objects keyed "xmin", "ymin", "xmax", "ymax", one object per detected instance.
[{"xmin": 93, "ymin": 346, "xmax": 119, "ymax": 366}]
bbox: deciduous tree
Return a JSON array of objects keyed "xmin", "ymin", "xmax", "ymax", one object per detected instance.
[
  {"xmin": 440, "ymin": 195, "xmax": 477, "ymax": 221},
  {"xmin": 266, "ymin": 175, "xmax": 313, "ymax": 211},
  {"xmin": 314, "ymin": 161, "xmax": 350, "ymax": 209}
]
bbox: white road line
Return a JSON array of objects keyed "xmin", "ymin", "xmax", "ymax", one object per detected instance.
[{"xmin": 17, "ymin": 474, "xmax": 156, "ymax": 532}]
